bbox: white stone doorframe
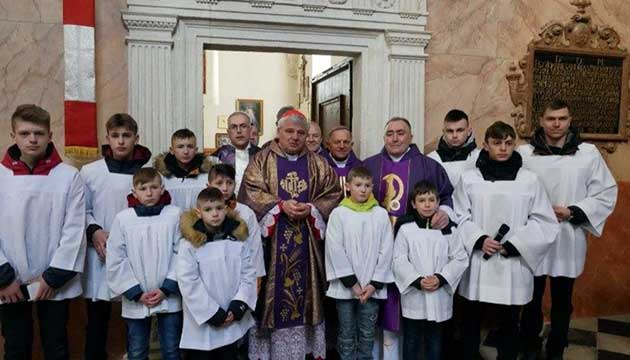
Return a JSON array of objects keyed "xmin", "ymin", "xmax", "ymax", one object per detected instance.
[{"xmin": 122, "ymin": 0, "xmax": 430, "ymax": 157}]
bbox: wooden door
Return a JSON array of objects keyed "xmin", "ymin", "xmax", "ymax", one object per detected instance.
[{"xmin": 311, "ymin": 59, "xmax": 352, "ymax": 139}]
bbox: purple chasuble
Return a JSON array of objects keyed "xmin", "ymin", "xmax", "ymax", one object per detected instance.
[
  {"xmin": 274, "ymin": 155, "xmax": 311, "ymax": 329},
  {"xmin": 363, "ymin": 144, "xmax": 454, "ymax": 332}
]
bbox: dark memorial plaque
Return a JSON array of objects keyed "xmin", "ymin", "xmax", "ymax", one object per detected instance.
[
  {"xmin": 530, "ymin": 51, "xmax": 624, "ymax": 134},
  {"xmin": 507, "ymin": 1, "xmax": 630, "ymax": 146}
]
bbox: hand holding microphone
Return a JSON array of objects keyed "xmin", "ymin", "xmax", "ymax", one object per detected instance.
[{"xmin": 483, "ymin": 224, "xmax": 510, "ymax": 260}]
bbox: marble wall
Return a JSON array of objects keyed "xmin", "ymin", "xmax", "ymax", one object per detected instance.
[
  {"xmin": 0, "ymin": 0, "xmax": 64, "ymax": 152},
  {"xmin": 424, "ymin": 0, "xmax": 630, "ymax": 181},
  {"xmin": 0, "ymin": 0, "xmax": 127, "ymax": 156}
]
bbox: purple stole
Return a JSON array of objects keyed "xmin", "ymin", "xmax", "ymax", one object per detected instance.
[
  {"xmin": 333, "ymin": 166, "xmax": 351, "ymax": 198},
  {"xmin": 326, "ymin": 151, "xmax": 362, "ymax": 197},
  {"xmin": 378, "ymin": 157, "xmax": 411, "ymax": 332},
  {"xmin": 379, "ymin": 157, "xmax": 411, "ymax": 222},
  {"xmin": 274, "ymin": 155, "xmax": 310, "ymax": 329}
]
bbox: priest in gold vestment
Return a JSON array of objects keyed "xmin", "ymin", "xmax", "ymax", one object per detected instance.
[{"xmin": 238, "ymin": 109, "xmax": 342, "ymax": 360}]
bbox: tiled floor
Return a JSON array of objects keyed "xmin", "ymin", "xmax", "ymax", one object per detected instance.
[{"xmin": 479, "ymin": 314, "xmax": 630, "ymax": 359}]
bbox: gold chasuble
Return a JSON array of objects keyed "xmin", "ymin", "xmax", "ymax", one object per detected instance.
[{"xmin": 238, "ymin": 141, "xmax": 342, "ymax": 331}]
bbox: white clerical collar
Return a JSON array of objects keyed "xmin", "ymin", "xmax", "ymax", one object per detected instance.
[
  {"xmin": 388, "ymin": 147, "xmax": 410, "ymax": 163},
  {"xmin": 331, "ymin": 155, "xmax": 348, "ymax": 168},
  {"xmin": 233, "ymin": 143, "xmax": 250, "ymax": 152},
  {"xmin": 286, "ymin": 153, "xmax": 299, "ymax": 161}
]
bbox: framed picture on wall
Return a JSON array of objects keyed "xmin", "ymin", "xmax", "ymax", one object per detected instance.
[
  {"xmin": 236, "ymin": 99, "xmax": 264, "ymax": 136},
  {"xmin": 215, "ymin": 133, "xmax": 230, "ymax": 148}
]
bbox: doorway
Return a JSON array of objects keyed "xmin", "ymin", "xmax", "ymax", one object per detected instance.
[{"xmin": 202, "ymin": 49, "xmax": 354, "ymax": 152}]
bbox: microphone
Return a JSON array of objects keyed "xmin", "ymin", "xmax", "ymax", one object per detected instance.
[{"xmin": 483, "ymin": 224, "xmax": 511, "ymax": 260}]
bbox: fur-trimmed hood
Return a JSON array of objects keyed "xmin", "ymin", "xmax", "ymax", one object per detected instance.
[
  {"xmin": 154, "ymin": 152, "xmax": 216, "ymax": 178},
  {"xmin": 180, "ymin": 208, "xmax": 248, "ymax": 247}
]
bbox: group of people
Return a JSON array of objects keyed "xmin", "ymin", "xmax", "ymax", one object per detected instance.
[{"xmin": 0, "ymin": 99, "xmax": 618, "ymax": 360}]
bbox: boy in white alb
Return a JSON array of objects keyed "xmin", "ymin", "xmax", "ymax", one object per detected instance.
[
  {"xmin": 107, "ymin": 168, "xmax": 183, "ymax": 360},
  {"xmin": 154, "ymin": 128, "xmax": 216, "ymax": 210},
  {"xmin": 207, "ymin": 163, "xmax": 265, "ymax": 278},
  {"xmin": 427, "ymin": 109, "xmax": 480, "ymax": 188},
  {"xmin": 518, "ymin": 100, "xmax": 618, "ymax": 359},
  {"xmin": 325, "ymin": 166, "xmax": 394, "ymax": 360},
  {"xmin": 454, "ymin": 121, "xmax": 559, "ymax": 360},
  {"xmin": 177, "ymin": 187, "xmax": 257, "ymax": 359},
  {"xmin": 392, "ymin": 180, "xmax": 468, "ymax": 360},
  {"xmin": 80, "ymin": 113, "xmax": 152, "ymax": 360},
  {"xmin": 0, "ymin": 104, "xmax": 86, "ymax": 359}
]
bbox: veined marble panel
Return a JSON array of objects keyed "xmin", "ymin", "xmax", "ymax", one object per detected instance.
[
  {"xmin": 0, "ymin": 21, "xmax": 64, "ymax": 150},
  {"xmin": 95, "ymin": 0, "xmax": 128, "ymax": 143},
  {"xmin": 0, "ymin": 0, "xmax": 61, "ymax": 24},
  {"xmin": 425, "ymin": 0, "xmax": 498, "ymax": 58},
  {"xmin": 425, "ymin": 53, "xmax": 513, "ymax": 147}
]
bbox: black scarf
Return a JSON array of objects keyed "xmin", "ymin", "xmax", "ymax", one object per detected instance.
[
  {"xmin": 394, "ymin": 211, "xmax": 455, "ymax": 236},
  {"xmin": 436, "ymin": 135, "xmax": 477, "ymax": 162},
  {"xmin": 102, "ymin": 144, "xmax": 151, "ymax": 175},
  {"xmin": 476, "ymin": 149, "xmax": 522, "ymax": 181},
  {"xmin": 193, "ymin": 216, "xmax": 240, "ymax": 242},
  {"xmin": 530, "ymin": 127, "xmax": 581, "ymax": 156},
  {"xmin": 164, "ymin": 153, "xmax": 205, "ymax": 178}
]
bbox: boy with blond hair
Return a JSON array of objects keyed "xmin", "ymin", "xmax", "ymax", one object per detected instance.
[{"xmin": 325, "ymin": 166, "xmax": 394, "ymax": 360}]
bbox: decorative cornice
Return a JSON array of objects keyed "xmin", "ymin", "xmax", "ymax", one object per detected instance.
[
  {"xmin": 303, "ymin": 4, "xmax": 326, "ymax": 12},
  {"xmin": 251, "ymin": 0, "xmax": 274, "ymax": 8},
  {"xmin": 196, "ymin": 0, "xmax": 218, "ymax": 4},
  {"xmin": 386, "ymin": 33, "xmax": 429, "ymax": 47},
  {"xmin": 400, "ymin": 12, "xmax": 421, "ymax": 20},
  {"xmin": 352, "ymin": 8, "xmax": 374, "ymax": 16},
  {"xmin": 122, "ymin": 15, "xmax": 178, "ymax": 33}
]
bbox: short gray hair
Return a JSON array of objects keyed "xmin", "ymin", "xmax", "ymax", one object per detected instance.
[
  {"xmin": 277, "ymin": 111, "xmax": 309, "ymax": 130},
  {"xmin": 228, "ymin": 111, "xmax": 255, "ymax": 127}
]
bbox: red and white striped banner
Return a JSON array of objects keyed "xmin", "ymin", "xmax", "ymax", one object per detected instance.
[{"xmin": 63, "ymin": 0, "xmax": 98, "ymax": 158}]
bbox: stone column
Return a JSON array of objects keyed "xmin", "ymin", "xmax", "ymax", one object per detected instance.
[
  {"xmin": 122, "ymin": 13, "xmax": 178, "ymax": 153},
  {"xmin": 386, "ymin": 31, "xmax": 430, "ymax": 148}
]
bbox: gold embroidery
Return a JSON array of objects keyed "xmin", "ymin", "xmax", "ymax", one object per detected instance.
[
  {"xmin": 279, "ymin": 246, "xmax": 306, "ymax": 322},
  {"xmin": 382, "ymin": 174, "xmax": 404, "ymax": 212},
  {"xmin": 280, "ymin": 171, "xmax": 308, "ymax": 198}
]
